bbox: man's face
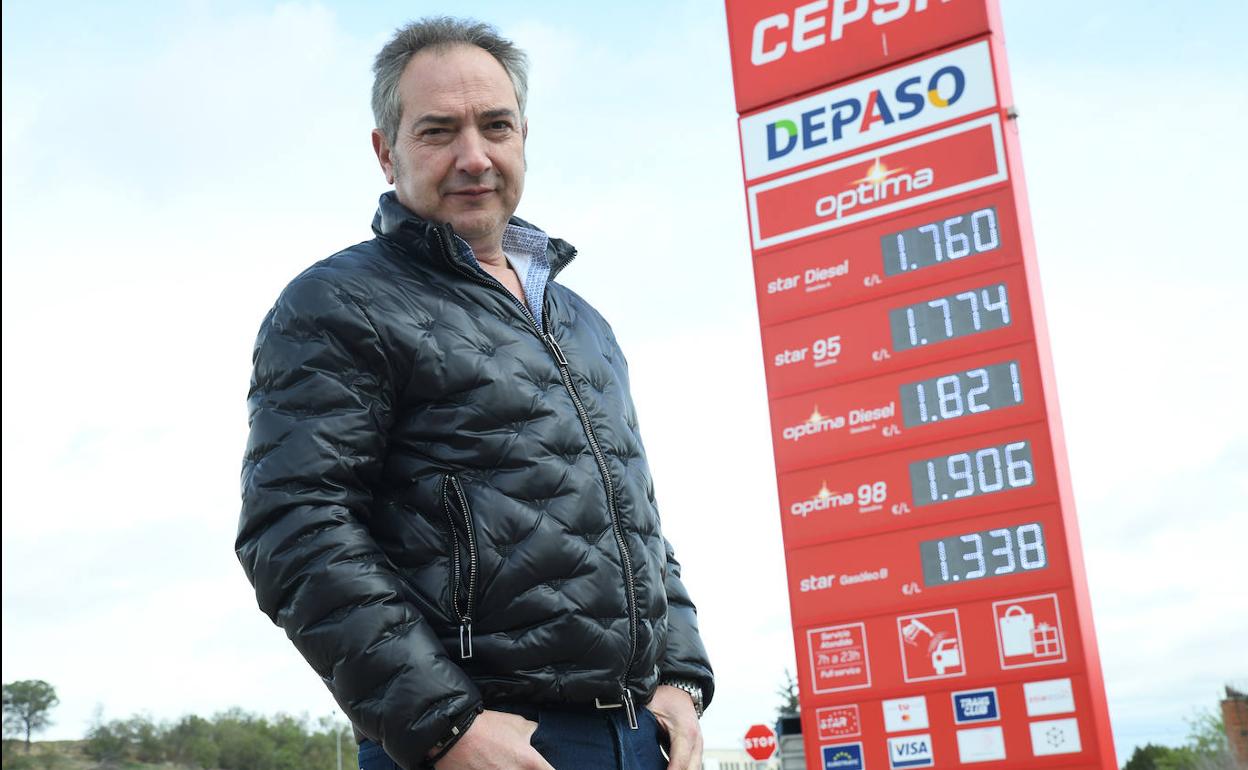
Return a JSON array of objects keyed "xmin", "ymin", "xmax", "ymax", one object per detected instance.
[{"xmin": 373, "ymin": 44, "xmax": 526, "ymax": 249}]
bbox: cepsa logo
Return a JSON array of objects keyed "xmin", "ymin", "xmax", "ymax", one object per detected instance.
[
  {"xmin": 751, "ymin": 0, "xmax": 957, "ymax": 67},
  {"xmin": 740, "ymin": 40, "xmax": 995, "ymax": 179}
]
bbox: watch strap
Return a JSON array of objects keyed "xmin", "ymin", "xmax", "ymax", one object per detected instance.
[{"xmin": 660, "ymin": 678, "xmax": 705, "ymax": 718}]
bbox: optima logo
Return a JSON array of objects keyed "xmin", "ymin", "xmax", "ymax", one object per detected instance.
[
  {"xmin": 815, "ymin": 158, "xmax": 933, "ymax": 220},
  {"xmin": 739, "ymin": 40, "xmax": 995, "ymax": 180},
  {"xmin": 767, "ymin": 65, "xmax": 964, "ymax": 160},
  {"xmin": 782, "ymin": 407, "xmax": 845, "ymax": 441},
  {"xmin": 790, "ymin": 482, "xmax": 854, "ymax": 517}
]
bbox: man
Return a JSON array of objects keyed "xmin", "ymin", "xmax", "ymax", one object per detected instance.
[{"xmin": 236, "ymin": 16, "xmax": 713, "ymax": 770}]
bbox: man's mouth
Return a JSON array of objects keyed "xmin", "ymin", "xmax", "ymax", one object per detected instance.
[{"xmin": 448, "ymin": 186, "xmax": 494, "ymax": 198}]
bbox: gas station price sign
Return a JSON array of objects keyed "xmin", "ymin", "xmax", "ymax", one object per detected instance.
[
  {"xmin": 753, "ymin": 187, "xmax": 1021, "ymax": 326},
  {"xmin": 768, "ymin": 342, "xmax": 1043, "ymax": 472},
  {"xmin": 777, "ymin": 421, "xmax": 1059, "ymax": 549},
  {"xmin": 760, "ymin": 263, "xmax": 1033, "ymax": 399},
  {"xmin": 725, "ymin": 4, "xmax": 1115, "ymax": 766},
  {"xmin": 785, "ymin": 505, "xmax": 1070, "ymax": 622}
]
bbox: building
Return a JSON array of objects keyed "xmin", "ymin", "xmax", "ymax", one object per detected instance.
[{"xmin": 1223, "ymin": 685, "xmax": 1248, "ymax": 767}]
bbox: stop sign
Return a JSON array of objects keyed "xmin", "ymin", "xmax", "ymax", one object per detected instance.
[{"xmin": 743, "ymin": 723, "xmax": 778, "ymax": 761}]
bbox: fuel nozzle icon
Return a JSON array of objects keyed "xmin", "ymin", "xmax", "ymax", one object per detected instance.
[{"xmin": 900, "ymin": 617, "xmax": 934, "ymax": 647}]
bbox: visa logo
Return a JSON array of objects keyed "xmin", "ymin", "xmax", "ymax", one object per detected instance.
[
  {"xmin": 888, "ymin": 734, "xmax": 934, "ymax": 768},
  {"xmin": 739, "ymin": 41, "xmax": 996, "ymax": 180}
]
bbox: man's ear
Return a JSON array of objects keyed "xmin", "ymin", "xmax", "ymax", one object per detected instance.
[{"xmin": 371, "ymin": 129, "xmax": 396, "ymax": 185}]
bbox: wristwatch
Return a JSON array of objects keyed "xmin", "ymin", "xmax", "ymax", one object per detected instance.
[{"xmin": 660, "ymin": 679, "xmax": 705, "ymax": 718}]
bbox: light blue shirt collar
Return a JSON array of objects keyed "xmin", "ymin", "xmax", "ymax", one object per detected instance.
[{"xmin": 456, "ymin": 223, "xmax": 551, "ymax": 331}]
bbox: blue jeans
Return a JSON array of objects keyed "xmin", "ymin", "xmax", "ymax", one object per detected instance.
[{"xmin": 358, "ymin": 704, "xmax": 668, "ymax": 770}]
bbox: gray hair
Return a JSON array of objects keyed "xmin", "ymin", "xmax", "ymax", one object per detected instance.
[{"xmin": 371, "ymin": 17, "xmax": 529, "ymax": 147}]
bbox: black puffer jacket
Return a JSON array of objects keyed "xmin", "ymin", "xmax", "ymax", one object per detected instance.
[{"xmin": 237, "ymin": 193, "xmax": 713, "ymax": 768}]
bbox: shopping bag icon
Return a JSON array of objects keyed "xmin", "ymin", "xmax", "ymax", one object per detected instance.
[
  {"xmin": 993, "ymin": 594, "xmax": 1067, "ymax": 669},
  {"xmin": 999, "ymin": 605, "xmax": 1035, "ymax": 657}
]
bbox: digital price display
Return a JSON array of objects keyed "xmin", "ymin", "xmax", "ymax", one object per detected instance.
[
  {"xmin": 920, "ymin": 521, "xmax": 1049, "ymax": 586},
  {"xmin": 900, "ymin": 361, "xmax": 1023, "ymax": 428},
  {"xmin": 882, "ymin": 207, "xmax": 1001, "ymax": 277},
  {"xmin": 909, "ymin": 440, "xmax": 1035, "ymax": 507},
  {"xmin": 752, "ymin": 188, "xmax": 1022, "ymax": 327},
  {"xmin": 768, "ymin": 346, "xmax": 1041, "ymax": 472},
  {"xmin": 760, "ymin": 264, "xmax": 1032, "ymax": 398},
  {"xmin": 890, "ymin": 282, "xmax": 1011, "ymax": 352}
]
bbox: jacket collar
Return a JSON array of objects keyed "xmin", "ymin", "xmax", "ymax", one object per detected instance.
[{"xmin": 371, "ymin": 192, "xmax": 577, "ymax": 279}]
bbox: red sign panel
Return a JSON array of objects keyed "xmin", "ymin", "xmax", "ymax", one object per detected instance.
[
  {"xmin": 724, "ymin": 5, "xmax": 1115, "ymax": 768},
  {"xmin": 759, "ymin": 263, "xmax": 1033, "ymax": 399},
  {"xmin": 777, "ymin": 421, "xmax": 1060, "ymax": 549},
  {"xmin": 725, "ymin": 0, "xmax": 994, "ymax": 112},
  {"xmin": 768, "ymin": 342, "xmax": 1044, "ymax": 472},
  {"xmin": 785, "ymin": 504, "xmax": 1072, "ymax": 620},
  {"xmin": 748, "ymin": 114, "xmax": 1007, "ymax": 249},
  {"xmin": 752, "ymin": 185, "xmax": 1021, "ymax": 327},
  {"xmin": 794, "ymin": 587, "xmax": 1088, "ymax": 699}
]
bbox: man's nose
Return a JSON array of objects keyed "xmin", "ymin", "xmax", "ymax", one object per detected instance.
[{"xmin": 454, "ymin": 129, "xmax": 492, "ymax": 177}]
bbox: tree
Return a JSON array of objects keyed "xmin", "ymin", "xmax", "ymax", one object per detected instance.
[
  {"xmin": 2, "ymin": 680, "xmax": 59, "ymax": 753},
  {"xmin": 1121, "ymin": 707, "xmax": 1240, "ymax": 770},
  {"xmin": 776, "ymin": 668, "xmax": 800, "ymax": 718},
  {"xmin": 1123, "ymin": 743, "xmax": 1178, "ymax": 770}
]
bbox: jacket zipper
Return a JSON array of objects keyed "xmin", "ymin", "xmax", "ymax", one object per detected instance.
[
  {"xmin": 433, "ymin": 226, "xmax": 640, "ymax": 726},
  {"xmin": 441, "ymin": 474, "xmax": 478, "ymax": 659}
]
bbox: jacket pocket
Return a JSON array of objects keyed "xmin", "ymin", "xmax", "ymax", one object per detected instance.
[{"xmin": 440, "ymin": 473, "xmax": 478, "ymax": 659}]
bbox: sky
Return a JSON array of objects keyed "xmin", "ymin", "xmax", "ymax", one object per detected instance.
[{"xmin": 2, "ymin": 0, "xmax": 1246, "ymax": 766}]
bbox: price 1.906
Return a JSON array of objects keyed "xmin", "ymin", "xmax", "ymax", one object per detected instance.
[{"xmin": 910, "ymin": 440, "xmax": 1035, "ymax": 506}]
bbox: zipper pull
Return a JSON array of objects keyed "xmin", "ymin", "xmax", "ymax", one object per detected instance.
[
  {"xmin": 459, "ymin": 621, "xmax": 473, "ymax": 659},
  {"xmin": 545, "ymin": 332, "xmax": 569, "ymax": 367},
  {"xmin": 621, "ymin": 687, "xmax": 638, "ymax": 730}
]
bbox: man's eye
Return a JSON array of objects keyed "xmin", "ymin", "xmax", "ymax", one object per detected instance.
[{"xmin": 487, "ymin": 121, "xmax": 513, "ymax": 131}]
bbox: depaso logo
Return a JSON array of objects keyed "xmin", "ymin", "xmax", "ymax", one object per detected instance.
[
  {"xmin": 740, "ymin": 40, "xmax": 995, "ymax": 179},
  {"xmin": 765, "ymin": 65, "xmax": 964, "ymax": 160}
]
